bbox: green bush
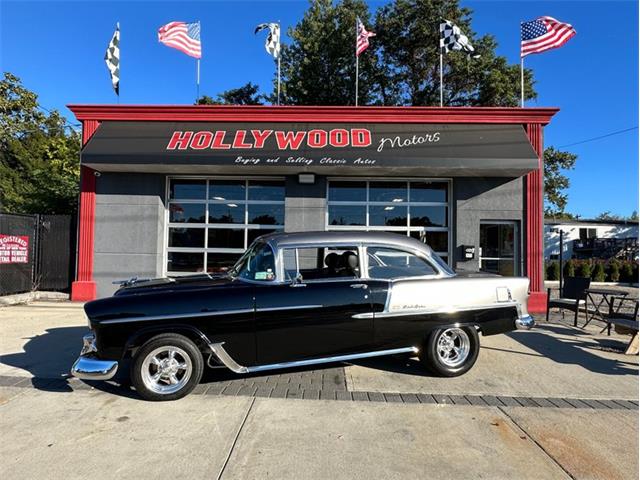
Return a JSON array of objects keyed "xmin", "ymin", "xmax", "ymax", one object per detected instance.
[
  {"xmin": 563, "ymin": 259, "xmax": 576, "ymax": 278},
  {"xmin": 608, "ymin": 261, "xmax": 620, "ymax": 282},
  {"xmin": 592, "ymin": 262, "xmax": 606, "ymax": 282},
  {"xmin": 621, "ymin": 262, "xmax": 634, "ymax": 283},
  {"xmin": 546, "ymin": 262, "xmax": 560, "ymax": 281},
  {"xmin": 578, "ymin": 261, "xmax": 592, "ymax": 278}
]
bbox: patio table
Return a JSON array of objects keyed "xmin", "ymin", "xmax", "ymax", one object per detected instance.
[{"xmin": 584, "ymin": 288, "xmax": 629, "ymax": 335}]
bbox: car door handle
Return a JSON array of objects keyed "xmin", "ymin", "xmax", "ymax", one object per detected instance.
[{"xmin": 350, "ymin": 283, "xmax": 368, "ymax": 289}]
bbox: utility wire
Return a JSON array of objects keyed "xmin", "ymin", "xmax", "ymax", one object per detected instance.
[{"xmin": 558, "ymin": 126, "xmax": 638, "ymax": 148}]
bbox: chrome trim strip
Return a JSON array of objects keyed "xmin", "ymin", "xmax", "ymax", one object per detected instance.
[
  {"xmin": 255, "ymin": 305, "xmax": 323, "ymax": 313},
  {"xmin": 209, "ymin": 342, "xmax": 249, "ymax": 374},
  {"xmin": 352, "ymin": 302, "xmax": 520, "ymax": 319},
  {"xmin": 207, "ymin": 343, "xmax": 418, "ymax": 375},
  {"xmin": 100, "ymin": 308, "xmax": 254, "ymax": 325}
]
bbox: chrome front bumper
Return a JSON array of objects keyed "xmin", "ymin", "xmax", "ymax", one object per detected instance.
[
  {"xmin": 515, "ymin": 315, "xmax": 535, "ymax": 330},
  {"xmin": 70, "ymin": 333, "xmax": 118, "ymax": 381}
]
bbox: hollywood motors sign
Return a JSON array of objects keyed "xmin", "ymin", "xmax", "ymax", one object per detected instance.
[{"xmin": 166, "ymin": 128, "xmax": 373, "ymax": 151}]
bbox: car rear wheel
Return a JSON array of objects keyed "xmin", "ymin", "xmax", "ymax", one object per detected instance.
[
  {"xmin": 420, "ymin": 326, "xmax": 479, "ymax": 377},
  {"xmin": 131, "ymin": 333, "xmax": 204, "ymax": 401}
]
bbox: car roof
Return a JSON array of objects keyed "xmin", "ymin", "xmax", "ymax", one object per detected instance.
[{"xmin": 259, "ymin": 231, "xmax": 434, "ymax": 254}]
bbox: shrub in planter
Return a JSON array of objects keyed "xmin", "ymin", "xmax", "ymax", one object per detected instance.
[
  {"xmin": 546, "ymin": 262, "xmax": 559, "ymax": 281},
  {"xmin": 592, "ymin": 262, "xmax": 606, "ymax": 282},
  {"xmin": 621, "ymin": 262, "xmax": 635, "ymax": 283},
  {"xmin": 608, "ymin": 261, "xmax": 621, "ymax": 282},
  {"xmin": 563, "ymin": 259, "xmax": 576, "ymax": 278},
  {"xmin": 578, "ymin": 261, "xmax": 592, "ymax": 278}
]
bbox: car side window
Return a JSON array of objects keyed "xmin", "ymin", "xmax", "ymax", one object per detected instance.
[
  {"xmin": 282, "ymin": 246, "xmax": 360, "ymax": 282},
  {"xmin": 367, "ymin": 247, "xmax": 437, "ymax": 279}
]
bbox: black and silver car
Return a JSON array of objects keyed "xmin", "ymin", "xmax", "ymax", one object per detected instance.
[{"xmin": 71, "ymin": 231, "xmax": 534, "ymax": 401}]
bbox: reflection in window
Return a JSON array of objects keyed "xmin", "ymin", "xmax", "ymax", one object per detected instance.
[
  {"xmin": 168, "ymin": 228, "xmax": 205, "ymax": 248},
  {"xmin": 209, "ymin": 180, "xmax": 245, "ymax": 201},
  {"xmin": 410, "ymin": 206, "xmax": 447, "ymax": 227},
  {"xmin": 369, "ymin": 206, "xmax": 408, "ymax": 227},
  {"xmin": 168, "ymin": 252, "xmax": 204, "ymax": 272},
  {"xmin": 369, "ymin": 182, "xmax": 407, "ymax": 202},
  {"xmin": 248, "ymin": 204, "xmax": 284, "ymax": 225},
  {"xmin": 169, "ymin": 203, "xmax": 205, "ymax": 223},
  {"xmin": 328, "ymin": 205, "xmax": 366, "ymax": 226},
  {"xmin": 209, "ymin": 204, "xmax": 244, "ymax": 224},
  {"xmin": 170, "ymin": 180, "xmax": 206, "ymax": 200},
  {"xmin": 328, "ymin": 181, "xmax": 366, "ymax": 202}
]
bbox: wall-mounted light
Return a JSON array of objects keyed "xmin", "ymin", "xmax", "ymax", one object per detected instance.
[{"xmin": 298, "ymin": 173, "xmax": 315, "ymax": 185}]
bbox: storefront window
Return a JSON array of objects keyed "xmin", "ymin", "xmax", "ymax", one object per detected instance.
[
  {"xmin": 167, "ymin": 178, "xmax": 285, "ymax": 274},
  {"xmin": 327, "ymin": 179, "xmax": 451, "ymax": 262}
]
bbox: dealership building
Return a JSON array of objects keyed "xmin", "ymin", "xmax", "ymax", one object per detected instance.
[{"xmin": 68, "ymin": 105, "xmax": 557, "ymax": 312}]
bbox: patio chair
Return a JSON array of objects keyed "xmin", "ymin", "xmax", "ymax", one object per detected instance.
[
  {"xmin": 546, "ymin": 276, "xmax": 591, "ymax": 326},
  {"xmin": 602, "ymin": 297, "xmax": 639, "ymax": 355}
]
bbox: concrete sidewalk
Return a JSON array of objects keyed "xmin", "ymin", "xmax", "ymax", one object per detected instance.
[{"xmin": 0, "ymin": 301, "xmax": 638, "ymax": 479}]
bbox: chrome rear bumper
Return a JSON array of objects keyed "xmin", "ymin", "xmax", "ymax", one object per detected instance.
[
  {"xmin": 515, "ymin": 315, "xmax": 535, "ymax": 330},
  {"xmin": 70, "ymin": 332, "xmax": 118, "ymax": 381}
]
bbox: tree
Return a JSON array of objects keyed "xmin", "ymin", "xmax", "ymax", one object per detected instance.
[
  {"xmin": 374, "ymin": 0, "xmax": 535, "ymax": 106},
  {"xmin": 543, "ymin": 146, "xmax": 578, "ymax": 217},
  {"xmin": 197, "ymin": 83, "xmax": 265, "ymax": 105},
  {"xmin": 278, "ymin": 0, "xmax": 536, "ymax": 106},
  {"xmin": 279, "ymin": 0, "xmax": 378, "ymax": 106},
  {"xmin": 0, "ymin": 73, "xmax": 80, "ymax": 214}
]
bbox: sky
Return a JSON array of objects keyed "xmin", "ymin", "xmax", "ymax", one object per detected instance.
[{"xmin": 1, "ymin": 0, "xmax": 638, "ymax": 219}]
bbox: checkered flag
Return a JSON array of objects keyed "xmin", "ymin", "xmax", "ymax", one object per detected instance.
[
  {"xmin": 105, "ymin": 23, "xmax": 120, "ymax": 95},
  {"xmin": 255, "ymin": 23, "xmax": 280, "ymax": 59},
  {"xmin": 440, "ymin": 20, "xmax": 479, "ymax": 57}
]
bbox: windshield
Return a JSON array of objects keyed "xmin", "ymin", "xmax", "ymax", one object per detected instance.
[{"xmin": 229, "ymin": 241, "xmax": 277, "ymax": 282}]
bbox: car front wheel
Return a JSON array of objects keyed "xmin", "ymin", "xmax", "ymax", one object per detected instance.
[
  {"xmin": 131, "ymin": 333, "xmax": 204, "ymax": 401},
  {"xmin": 420, "ymin": 326, "xmax": 479, "ymax": 377}
]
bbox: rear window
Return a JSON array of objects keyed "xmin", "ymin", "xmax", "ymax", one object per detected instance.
[{"xmin": 367, "ymin": 247, "xmax": 438, "ymax": 279}]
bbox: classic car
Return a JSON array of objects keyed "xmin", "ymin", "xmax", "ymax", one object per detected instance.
[{"xmin": 71, "ymin": 231, "xmax": 534, "ymax": 401}]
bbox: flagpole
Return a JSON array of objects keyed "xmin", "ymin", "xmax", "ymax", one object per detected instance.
[
  {"xmin": 520, "ymin": 22, "xmax": 524, "ymax": 108},
  {"xmin": 277, "ymin": 21, "xmax": 281, "ymax": 106},
  {"xmin": 355, "ymin": 17, "xmax": 359, "ymax": 107},
  {"xmin": 196, "ymin": 58, "xmax": 200, "ymax": 103},
  {"xmin": 520, "ymin": 56, "xmax": 524, "ymax": 108},
  {"xmin": 439, "ymin": 51, "xmax": 443, "ymax": 107}
]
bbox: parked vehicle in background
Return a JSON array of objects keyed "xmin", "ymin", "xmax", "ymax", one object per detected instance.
[{"xmin": 71, "ymin": 231, "xmax": 533, "ymax": 401}]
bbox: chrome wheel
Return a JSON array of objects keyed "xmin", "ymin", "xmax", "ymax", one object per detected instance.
[
  {"xmin": 140, "ymin": 346, "xmax": 193, "ymax": 395},
  {"xmin": 436, "ymin": 328, "xmax": 470, "ymax": 368}
]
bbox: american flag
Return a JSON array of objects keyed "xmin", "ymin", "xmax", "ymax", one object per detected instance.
[
  {"xmin": 158, "ymin": 21, "xmax": 201, "ymax": 58},
  {"xmin": 356, "ymin": 17, "xmax": 375, "ymax": 57},
  {"xmin": 521, "ymin": 16, "xmax": 575, "ymax": 57}
]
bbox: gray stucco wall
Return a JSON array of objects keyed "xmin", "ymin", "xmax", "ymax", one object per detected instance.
[
  {"xmin": 94, "ymin": 173, "xmax": 166, "ymax": 297},
  {"xmin": 453, "ymin": 177, "xmax": 524, "ymax": 273}
]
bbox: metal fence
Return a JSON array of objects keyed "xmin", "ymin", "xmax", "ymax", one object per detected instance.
[{"xmin": 0, "ymin": 213, "xmax": 76, "ymax": 296}]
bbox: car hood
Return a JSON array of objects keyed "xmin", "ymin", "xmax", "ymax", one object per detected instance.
[{"xmin": 113, "ymin": 273, "xmax": 234, "ymax": 297}]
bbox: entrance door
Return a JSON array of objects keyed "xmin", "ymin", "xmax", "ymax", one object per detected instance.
[{"xmin": 479, "ymin": 222, "xmax": 519, "ymax": 276}]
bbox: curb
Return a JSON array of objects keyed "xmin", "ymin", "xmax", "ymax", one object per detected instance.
[{"xmin": 0, "ymin": 291, "xmax": 70, "ymax": 307}]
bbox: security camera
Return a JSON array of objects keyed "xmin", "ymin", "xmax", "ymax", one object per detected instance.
[{"xmin": 94, "ymin": 171, "xmax": 102, "ymax": 177}]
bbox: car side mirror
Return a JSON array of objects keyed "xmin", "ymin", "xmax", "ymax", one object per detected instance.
[{"xmin": 290, "ymin": 274, "xmax": 305, "ymax": 287}]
